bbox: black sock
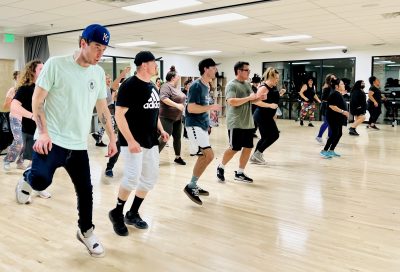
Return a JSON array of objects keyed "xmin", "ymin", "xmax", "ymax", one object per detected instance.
[
  {"xmin": 129, "ymin": 196, "xmax": 144, "ymax": 215},
  {"xmin": 115, "ymin": 198, "xmax": 126, "ymax": 215}
]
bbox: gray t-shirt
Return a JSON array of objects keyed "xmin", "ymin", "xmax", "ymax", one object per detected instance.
[
  {"xmin": 225, "ymin": 79, "xmax": 255, "ymax": 129},
  {"xmin": 185, "ymin": 79, "xmax": 210, "ymax": 131}
]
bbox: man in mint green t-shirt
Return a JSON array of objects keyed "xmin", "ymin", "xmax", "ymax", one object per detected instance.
[
  {"xmin": 216, "ymin": 61, "xmax": 260, "ymax": 183},
  {"xmin": 15, "ymin": 24, "xmax": 117, "ymax": 258}
]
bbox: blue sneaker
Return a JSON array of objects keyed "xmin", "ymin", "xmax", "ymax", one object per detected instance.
[
  {"xmin": 328, "ymin": 151, "xmax": 341, "ymax": 157},
  {"xmin": 320, "ymin": 150, "xmax": 332, "ymax": 159}
]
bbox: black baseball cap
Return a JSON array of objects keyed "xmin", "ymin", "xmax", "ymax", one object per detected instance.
[
  {"xmin": 81, "ymin": 24, "xmax": 110, "ymax": 46},
  {"xmin": 251, "ymin": 74, "xmax": 261, "ymax": 83},
  {"xmin": 134, "ymin": 51, "xmax": 162, "ymax": 66},
  {"xmin": 198, "ymin": 58, "xmax": 220, "ymax": 73}
]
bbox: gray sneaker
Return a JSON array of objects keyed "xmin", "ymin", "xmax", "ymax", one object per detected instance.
[
  {"xmin": 249, "ymin": 152, "xmax": 266, "ymax": 165},
  {"xmin": 15, "ymin": 177, "xmax": 32, "ymax": 204}
]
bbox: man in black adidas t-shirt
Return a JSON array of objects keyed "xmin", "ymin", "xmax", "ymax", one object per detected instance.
[{"xmin": 108, "ymin": 51, "xmax": 169, "ymax": 236}]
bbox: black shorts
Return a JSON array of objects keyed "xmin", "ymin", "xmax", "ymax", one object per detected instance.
[
  {"xmin": 227, "ymin": 128, "xmax": 254, "ymax": 151},
  {"xmin": 350, "ymin": 109, "xmax": 365, "ymax": 116}
]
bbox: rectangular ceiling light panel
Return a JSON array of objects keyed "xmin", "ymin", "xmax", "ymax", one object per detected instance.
[
  {"xmin": 123, "ymin": 0, "xmax": 202, "ymax": 14},
  {"xmin": 180, "ymin": 13, "xmax": 247, "ymax": 26}
]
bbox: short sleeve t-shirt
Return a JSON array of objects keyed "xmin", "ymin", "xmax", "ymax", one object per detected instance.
[
  {"xmin": 159, "ymin": 82, "xmax": 186, "ymax": 121},
  {"xmin": 116, "ymin": 75, "xmax": 160, "ymax": 148},
  {"xmin": 35, "ymin": 55, "xmax": 107, "ymax": 150},
  {"xmin": 327, "ymin": 90, "xmax": 347, "ymax": 122},
  {"xmin": 185, "ymin": 79, "xmax": 210, "ymax": 131},
  {"xmin": 13, "ymin": 84, "xmax": 36, "ymax": 135},
  {"xmin": 225, "ymin": 79, "xmax": 254, "ymax": 129}
]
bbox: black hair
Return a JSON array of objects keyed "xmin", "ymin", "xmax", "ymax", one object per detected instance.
[
  {"xmin": 233, "ymin": 61, "xmax": 250, "ymax": 75},
  {"xmin": 330, "ymin": 78, "xmax": 341, "ymax": 89},
  {"xmin": 351, "ymin": 80, "xmax": 364, "ymax": 92},
  {"xmin": 369, "ymin": 76, "xmax": 377, "ymax": 85},
  {"xmin": 166, "ymin": 66, "xmax": 177, "ymax": 82},
  {"xmin": 251, "ymin": 73, "xmax": 261, "ymax": 83}
]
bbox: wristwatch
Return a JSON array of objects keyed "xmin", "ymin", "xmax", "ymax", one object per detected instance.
[{"xmin": 341, "ymin": 110, "xmax": 344, "ymax": 113}]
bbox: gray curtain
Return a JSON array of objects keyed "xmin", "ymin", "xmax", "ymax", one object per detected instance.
[{"xmin": 24, "ymin": 35, "xmax": 50, "ymax": 63}]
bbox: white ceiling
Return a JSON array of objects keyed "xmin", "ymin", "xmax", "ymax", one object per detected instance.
[{"xmin": 1, "ymin": 0, "xmax": 400, "ymax": 57}]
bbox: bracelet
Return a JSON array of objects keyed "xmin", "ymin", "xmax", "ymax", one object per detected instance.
[{"xmin": 341, "ymin": 110, "xmax": 344, "ymax": 114}]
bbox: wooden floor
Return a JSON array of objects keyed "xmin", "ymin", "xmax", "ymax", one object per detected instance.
[{"xmin": 1, "ymin": 119, "xmax": 400, "ymax": 272}]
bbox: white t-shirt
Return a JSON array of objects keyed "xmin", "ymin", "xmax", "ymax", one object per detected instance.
[{"xmin": 35, "ymin": 55, "xmax": 107, "ymax": 150}]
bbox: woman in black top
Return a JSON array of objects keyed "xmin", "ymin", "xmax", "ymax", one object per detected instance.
[
  {"xmin": 367, "ymin": 76, "xmax": 384, "ymax": 130},
  {"xmin": 349, "ymin": 80, "xmax": 366, "ymax": 136},
  {"xmin": 299, "ymin": 77, "xmax": 321, "ymax": 127},
  {"xmin": 249, "ymin": 67, "xmax": 280, "ymax": 165},
  {"xmin": 320, "ymin": 78, "xmax": 349, "ymax": 158},
  {"xmin": 316, "ymin": 73, "xmax": 336, "ymax": 143}
]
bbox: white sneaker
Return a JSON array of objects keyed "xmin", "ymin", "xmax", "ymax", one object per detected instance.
[
  {"xmin": 15, "ymin": 177, "xmax": 32, "ymax": 204},
  {"xmin": 37, "ymin": 190, "xmax": 51, "ymax": 199},
  {"xmin": 3, "ymin": 161, "xmax": 10, "ymax": 172},
  {"xmin": 76, "ymin": 227, "xmax": 105, "ymax": 258},
  {"xmin": 249, "ymin": 153, "xmax": 266, "ymax": 165}
]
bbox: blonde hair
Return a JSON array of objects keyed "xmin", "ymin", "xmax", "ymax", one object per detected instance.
[
  {"xmin": 262, "ymin": 67, "xmax": 279, "ymax": 81},
  {"xmin": 16, "ymin": 59, "xmax": 42, "ymax": 89}
]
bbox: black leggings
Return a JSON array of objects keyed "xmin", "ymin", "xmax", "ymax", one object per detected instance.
[
  {"xmin": 158, "ymin": 117, "xmax": 183, "ymax": 156},
  {"xmin": 255, "ymin": 116, "xmax": 279, "ymax": 153},
  {"xmin": 368, "ymin": 105, "xmax": 381, "ymax": 124},
  {"xmin": 324, "ymin": 119, "xmax": 342, "ymax": 151}
]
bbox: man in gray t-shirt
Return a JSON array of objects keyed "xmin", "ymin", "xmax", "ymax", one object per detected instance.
[{"xmin": 217, "ymin": 61, "xmax": 260, "ymax": 183}]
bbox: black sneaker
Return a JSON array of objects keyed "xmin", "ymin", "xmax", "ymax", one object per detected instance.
[
  {"xmin": 300, "ymin": 120, "xmax": 304, "ymax": 126},
  {"xmin": 183, "ymin": 185, "xmax": 202, "ymax": 205},
  {"xmin": 234, "ymin": 171, "xmax": 253, "ymax": 183},
  {"xmin": 125, "ymin": 211, "xmax": 148, "ymax": 229},
  {"xmin": 308, "ymin": 122, "xmax": 314, "ymax": 127},
  {"xmin": 174, "ymin": 157, "xmax": 186, "ymax": 165},
  {"xmin": 91, "ymin": 133, "xmax": 100, "ymax": 143},
  {"xmin": 370, "ymin": 125, "xmax": 380, "ymax": 130},
  {"xmin": 108, "ymin": 209, "xmax": 128, "ymax": 236},
  {"xmin": 217, "ymin": 167, "xmax": 225, "ymax": 182},
  {"xmin": 349, "ymin": 128, "xmax": 359, "ymax": 136},
  {"xmin": 105, "ymin": 168, "xmax": 113, "ymax": 177},
  {"xmin": 96, "ymin": 141, "xmax": 107, "ymax": 147},
  {"xmin": 196, "ymin": 185, "xmax": 209, "ymax": 196}
]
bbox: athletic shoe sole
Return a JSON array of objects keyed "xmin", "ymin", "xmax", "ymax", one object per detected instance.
[
  {"xmin": 76, "ymin": 231, "xmax": 105, "ymax": 258},
  {"xmin": 183, "ymin": 188, "xmax": 202, "ymax": 205}
]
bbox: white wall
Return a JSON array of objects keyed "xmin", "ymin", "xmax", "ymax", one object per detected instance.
[
  {"xmin": 48, "ymin": 37, "xmax": 400, "ymax": 86},
  {"xmin": 48, "ymin": 37, "xmax": 205, "ymax": 78},
  {"xmin": 218, "ymin": 46, "xmax": 400, "ymax": 87},
  {"xmin": 0, "ymin": 35, "xmax": 25, "ymax": 70}
]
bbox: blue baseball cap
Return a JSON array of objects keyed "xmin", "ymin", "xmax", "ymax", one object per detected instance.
[{"xmin": 81, "ymin": 24, "xmax": 110, "ymax": 46}]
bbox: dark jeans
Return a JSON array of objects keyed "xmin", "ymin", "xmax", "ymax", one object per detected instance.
[
  {"xmin": 324, "ymin": 118, "xmax": 342, "ymax": 151},
  {"xmin": 106, "ymin": 140, "xmax": 120, "ymax": 170},
  {"xmin": 158, "ymin": 117, "xmax": 182, "ymax": 156},
  {"xmin": 25, "ymin": 144, "xmax": 93, "ymax": 233},
  {"xmin": 254, "ymin": 114, "xmax": 279, "ymax": 153}
]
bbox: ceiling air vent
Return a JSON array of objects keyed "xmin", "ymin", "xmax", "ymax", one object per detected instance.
[
  {"xmin": 371, "ymin": 43, "xmax": 386, "ymax": 46},
  {"xmin": 382, "ymin": 12, "xmax": 400, "ymax": 19},
  {"xmin": 258, "ymin": 51, "xmax": 272, "ymax": 54},
  {"xmin": 281, "ymin": 41, "xmax": 298, "ymax": 45}
]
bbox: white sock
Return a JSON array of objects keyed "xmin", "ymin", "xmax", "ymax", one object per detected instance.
[{"xmin": 237, "ymin": 168, "xmax": 244, "ymax": 174}]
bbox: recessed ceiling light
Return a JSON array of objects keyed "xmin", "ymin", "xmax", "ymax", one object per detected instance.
[
  {"xmin": 162, "ymin": 46, "xmax": 189, "ymax": 51},
  {"xmin": 261, "ymin": 35, "xmax": 311, "ymax": 42},
  {"xmin": 186, "ymin": 50, "xmax": 221, "ymax": 55},
  {"xmin": 292, "ymin": 62, "xmax": 311, "ymax": 65},
  {"xmin": 180, "ymin": 13, "xmax": 247, "ymax": 26},
  {"xmin": 122, "ymin": 0, "xmax": 202, "ymax": 14},
  {"xmin": 306, "ymin": 46, "xmax": 347, "ymax": 51},
  {"xmin": 115, "ymin": 41, "xmax": 156, "ymax": 47}
]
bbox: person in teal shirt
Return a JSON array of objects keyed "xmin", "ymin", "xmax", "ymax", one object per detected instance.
[{"xmin": 15, "ymin": 24, "xmax": 118, "ymax": 258}]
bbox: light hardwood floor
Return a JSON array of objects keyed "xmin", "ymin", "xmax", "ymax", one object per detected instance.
[{"xmin": 1, "ymin": 119, "xmax": 400, "ymax": 272}]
